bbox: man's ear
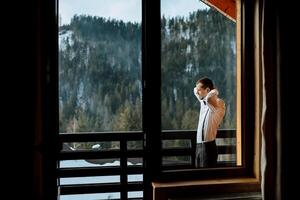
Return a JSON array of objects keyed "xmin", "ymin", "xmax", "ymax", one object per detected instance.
[{"xmin": 207, "ymin": 88, "xmax": 210, "ymax": 93}]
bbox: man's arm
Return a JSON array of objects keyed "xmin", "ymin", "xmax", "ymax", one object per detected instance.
[{"xmin": 206, "ymin": 89, "xmax": 219, "ymax": 108}]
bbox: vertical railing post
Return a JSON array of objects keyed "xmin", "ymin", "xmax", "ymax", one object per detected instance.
[
  {"xmin": 191, "ymin": 132, "xmax": 196, "ymax": 168},
  {"xmin": 120, "ymin": 134, "xmax": 128, "ymax": 199}
]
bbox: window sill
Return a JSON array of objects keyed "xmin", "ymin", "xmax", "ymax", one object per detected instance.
[{"xmin": 152, "ymin": 177, "xmax": 261, "ymax": 200}]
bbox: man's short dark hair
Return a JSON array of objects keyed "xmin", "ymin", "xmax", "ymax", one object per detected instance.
[{"xmin": 196, "ymin": 77, "xmax": 214, "ymax": 90}]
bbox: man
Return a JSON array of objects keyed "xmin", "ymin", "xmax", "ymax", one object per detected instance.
[{"xmin": 194, "ymin": 77, "xmax": 225, "ymax": 168}]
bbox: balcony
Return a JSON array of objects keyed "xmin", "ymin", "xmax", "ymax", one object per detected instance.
[{"xmin": 58, "ymin": 129, "xmax": 236, "ymax": 199}]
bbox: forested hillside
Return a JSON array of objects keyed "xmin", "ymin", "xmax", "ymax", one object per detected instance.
[{"xmin": 59, "ymin": 9, "xmax": 236, "ymax": 134}]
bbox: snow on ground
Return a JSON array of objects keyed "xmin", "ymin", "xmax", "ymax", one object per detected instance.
[{"xmin": 59, "ymin": 159, "xmax": 143, "ymax": 199}]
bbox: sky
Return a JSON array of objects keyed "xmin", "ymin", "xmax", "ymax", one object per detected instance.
[{"xmin": 59, "ymin": 0, "xmax": 210, "ymax": 25}]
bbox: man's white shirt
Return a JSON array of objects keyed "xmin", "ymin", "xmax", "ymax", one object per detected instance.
[{"xmin": 194, "ymin": 89, "xmax": 225, "ymax": 143}]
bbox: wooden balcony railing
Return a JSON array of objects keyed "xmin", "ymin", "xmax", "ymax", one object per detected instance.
[
  {"xmin": 161, "ymin": 129, "xmax": 236, "ymax": 170},
  {"xmin": 57, "ymin": 129, "xmax": 236, "ymax": 199},
  {"xmin": 58, "ymin": 131, "xmax": 144, "ymax": 200}
]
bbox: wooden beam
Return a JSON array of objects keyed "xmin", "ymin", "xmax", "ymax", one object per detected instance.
[{"xmin": 202, "ymin": 0, "xmax": 236, "ymax": 22}]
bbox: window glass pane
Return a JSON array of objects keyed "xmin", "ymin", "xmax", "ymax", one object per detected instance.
[
  {"xmin": 161, "ymin": 0, "xmax": 237, "ymax": 168},
  {"xmin": 58, "ymin": 2, "xmax": 143, "ymax": 198},
  {"xmin": 59, "ymin": 0, "xmax": 142, "ymax": 134}
]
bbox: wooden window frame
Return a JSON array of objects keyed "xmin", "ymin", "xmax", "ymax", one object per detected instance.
[{"xmin": 41, "ymin": 0, "xmax": 261, "ymax": 199}]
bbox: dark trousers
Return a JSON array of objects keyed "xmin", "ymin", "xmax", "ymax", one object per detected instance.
[{"xmin": 195, "ymin": 140, "xmax": 218, "ymax": 168}]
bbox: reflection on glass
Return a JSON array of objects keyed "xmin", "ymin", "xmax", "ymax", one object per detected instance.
[{"xmin": 161, "ymin": 0, "xmax": 237, "ymax": 168}]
